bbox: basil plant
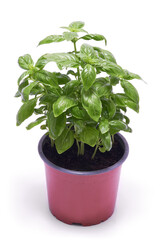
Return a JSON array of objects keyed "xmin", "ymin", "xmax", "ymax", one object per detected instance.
[{"xmin": 16, "ymin": 21, "xmax": 141, "ymax": 159}]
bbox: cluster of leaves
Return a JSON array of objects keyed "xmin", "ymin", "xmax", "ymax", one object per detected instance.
[{"xmin": 15, "ymin": 21, "xmax": 141, "ymax": 158}]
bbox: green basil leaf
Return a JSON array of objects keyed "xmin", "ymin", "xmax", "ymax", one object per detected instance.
[
  {"xmin": 110, "ymin": 116, "xmax": 132, "ymax": 133},
  {"xmin": 61, "ymin": 26, "xmax": 87, "ymax": 33},
  {"xmin": 81, "ymin": 34, "xmax": 107, "ymax": 45},
  {"xmin": 40, "ymin": 125, "xmax": 47, "ymax": 130},
  {"xmin": 121, "ymin": 80, "xmax": 139, "ymax": 103},
  {"xmin": 18, "ymin": 54, "xmax": 34, "ymax": 70},
  {"xmin": 71, "ymin": 106, "xmax": 86, "ymax": 119},
  {"xmin": 67, "ymin": 70, "xmax": 77, "ymax": 77},
  {"xmin": 53, "ymin": 96, "xmax": 77, "ymax": 117},
  {"xmin": 124, "ymin": 126, "xmax": 132, "ymax": 133},
  {"xmin": 113, "ymin": 93, "xmax": 139, "ymax": 113},
  {"xmin": 35, "ymin": 53, "xmax": 80, "ymax": 69},
  {"xmin": 81, "ymin": 88, "xmax": 102, "ymax": 122},
  {"xmin": 53, "ymin": 72, "xmax": 71, "ymax": 85},
  {"xmin": 77, "ymin": 29, "xmax": 88, "ymax": 33},
  {"xmin": 32, "ymin": 70, "xmax": 59, "ymax": 88},
  {"xmin": 16, "ymin": 98, "xmax": 37, "ymax": 126},
  {"xmin": 79, "ymin": 126, "xmax": 99, "ymax": 147},
  {"xmin": 57, "ymin": 63, "xmax": 63, "ymax": 70},
  {"xmin": 99, "ymin": 119, "xmax": 109, "ymax": 134},
  {"xmin": 109, "ymin": 120, "xmax": 127, "ymax": 134},
  {"xmin": 39, "ymin": 93, "xmax": 58, "ymax": 105},
  {"xmin": 122, "ymin": 69, "xmax": 142, "ymax": 80},
  {"xmin": 113, "ymin": 94, "xmax": 126, "ymax": 106},
  {"xmin": 55, "ymin": 128, "xmax": 74, "ymax": 154},
  {"xmin": 81, "ymin": 64, "xmax": 96, "ymax": 90},
  {"xmin": 80, "ymin": 43, "xmax": 96, "ymax": 60},
  {"xmin": 47, "ymin": 111, "xmax": 66, "ymax": 140},
  {"xmin": 100, "ymin": 132, "xmax": 112, "ymax": 152},
  {"xmin": 29, "ymin": 84, "xmax": 44, "ymax": 96},
  {"xmin": 118, "ymin": 106, "xmax": 127, "ymax": 112},
  {"xmin": 123, "ymin": 115, "xmax": 130, "ymax": 124},
  {"xmin": 63, "ymin": 32, "xmax": 78, "ymax": 41},
  {"xmin": 38, "ymin": 35, "xmax": 65, "ymax": 46},
  {"xmin": 74, "ymin": 120, "xmax": 85, "ymax": 135},
  {"xmin": 17, "ymin": 70, "xmax": 31, "ymax": 85},
  {"xmin": 97, "ymin": 77, "xmax": 110, "ymax": 83},
  {"xmin": 93, "ymin": 79, "xmax": 112, "ymax": 97},
  {"xmin": 124, "ymin": 99, "xmax": 139, "ymax": 113},
  {"xmin": 94, "ymin": 47, "xmax": 117, "ymax": 63},
  {"xmin": 14, "ymin": 91, "xmax": 21, "ymax": 98},
  {"xmin": 63, "ymin": 80, "xmax": 80, "ymax": 95},
  {"xmin": 34, "ymin": 106, "xmax": 46, "ymax": 115},
  {"xmin": 102, "ymin": 99, "xmax": 116, "ymax": 119},
  {"xmin": 101, "ymin": 61, "xmax": 124, "ymax": 76},
  {"xmin": 45, "ymin": 85, "xmax": 63, "ymax": 96},
  {"xmin": 112, "ymin": 112, "xmax": 124, "ymax": 121},
  {"xmin": 69, "ymin": 21, "xmax": 85, "ymax": 30},
  {"xmin": 18, "ymin": 78, "xmax": 29, "ymax": 94},
  {"xmin": 22, "ymin": 81, "xmax": 38, "ymax": 102},
  {"xmin": 26, "ymin": 116, "xmax": 46, "ymax": 130},
  {"xmin": 109, "ymin": 76, "xmax": 120, "ymax": 86}
]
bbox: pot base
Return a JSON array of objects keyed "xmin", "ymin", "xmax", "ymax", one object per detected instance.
[{"xmin": 50, "ymin": 208, "xmax": 114, "ymax": 226}]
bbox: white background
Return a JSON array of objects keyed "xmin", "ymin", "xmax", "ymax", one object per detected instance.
[{"xmin": 0, "ymin": 0, "xmax": 160, "ymax": 239}]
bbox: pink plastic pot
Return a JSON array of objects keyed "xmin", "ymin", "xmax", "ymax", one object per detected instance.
[{"xmin": 38, "ymin": 133, "xmax": 129, "ymax": 226}]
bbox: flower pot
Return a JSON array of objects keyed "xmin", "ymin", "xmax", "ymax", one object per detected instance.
[{"xmin": 38, "ymin": 133, "xmax": 129, "ymax": 226}]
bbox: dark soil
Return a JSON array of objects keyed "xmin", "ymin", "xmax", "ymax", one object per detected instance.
[{"xmin": 42, "ymin": 135, "xmax": 124, "ymax": 171}]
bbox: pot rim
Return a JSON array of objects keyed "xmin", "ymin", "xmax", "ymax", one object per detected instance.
[{"xmin": 38, "ymin": 133, "xmax": 129, "ymax": 176}]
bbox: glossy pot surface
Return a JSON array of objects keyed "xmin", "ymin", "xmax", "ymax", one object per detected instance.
[{"xmin": 38, "ymin": 133, "xmax": 129, "ymax": 226}]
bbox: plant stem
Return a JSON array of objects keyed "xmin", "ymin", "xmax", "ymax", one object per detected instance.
[
  {"xmin": 73, "ymin": 40, "xmax": 77, "ymax": 52},
  {"xmin": 76, "ymin": 139, "xmax": 80, "ymax": 156},
  {"xmin": 80, "ymin": 142, "xmax": 84, "ymax": 155},
  {"xmin": 92, "ymin": 144, "xmax": 99, "ymax": 159},
  {"xmin": 73, "ymin": 40, "xmax": 80, "ymax": 80},
  {"xmin": 50, "ymin": 138, "xmax": 54, "ymax": 148},
  {"xmin": 68, "ymin": 123, "xmax": 73, "ymax": 131}
]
